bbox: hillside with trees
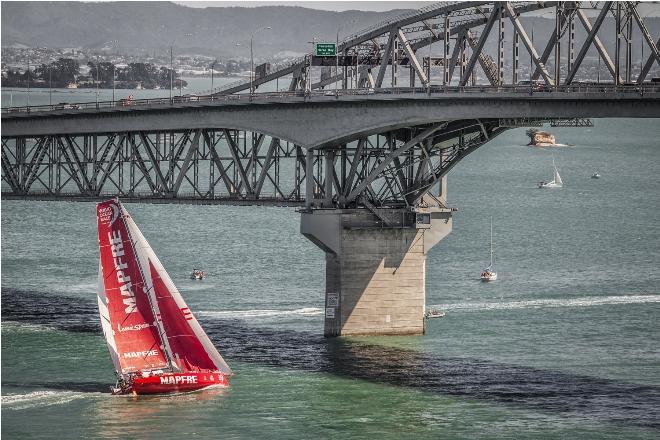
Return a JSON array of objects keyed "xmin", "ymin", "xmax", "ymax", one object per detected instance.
[{"xmin": 2, "ymin": 58, "xmax": 184, "ymax": 89}]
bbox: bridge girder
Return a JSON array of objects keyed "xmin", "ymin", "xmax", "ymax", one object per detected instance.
[{"xmin": 2, "ymin": 117, "xmax": 564, "ymax": 208}]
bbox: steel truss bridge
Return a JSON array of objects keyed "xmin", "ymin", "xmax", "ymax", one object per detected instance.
[{"xmin": 2, "ymin": 1, "xmax": 660, "ymax": 212}]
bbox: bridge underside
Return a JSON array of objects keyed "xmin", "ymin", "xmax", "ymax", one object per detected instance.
[{"xmin": 1, "ymin": 117, "xmax": 521, "ymax": 208}]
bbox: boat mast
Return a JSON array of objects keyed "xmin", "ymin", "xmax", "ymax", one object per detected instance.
[{"xmin": 490, "ymin": 216, "xmax": 494, "ymax": 268}]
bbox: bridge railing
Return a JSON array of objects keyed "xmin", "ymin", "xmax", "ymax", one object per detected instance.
[{"xmin": 3, "ymin": 84, "xmax": 659, "ymax": 115}]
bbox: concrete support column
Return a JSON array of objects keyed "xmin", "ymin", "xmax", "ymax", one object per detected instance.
[{"xmin": 301, "ymin": 206, "xmax": 452, "ymax": 337}]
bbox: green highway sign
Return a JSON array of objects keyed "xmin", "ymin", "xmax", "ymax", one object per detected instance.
[{"xmin": 315, "ymin": 43, "xmax": 337, "ymax": 57}]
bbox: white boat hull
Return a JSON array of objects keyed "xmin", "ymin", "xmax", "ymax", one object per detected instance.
[
  {"xmin": 538, "ymin": 182, "xmax": 562, "ymax": 188},
  {"xmin": 481, "ymin": 272, "xmax": 497, "ymax": 282}
]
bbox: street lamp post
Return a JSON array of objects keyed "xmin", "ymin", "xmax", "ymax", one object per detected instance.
[
  {"xmin": 49, "ymin": 67, "xmax": 52, "ymax": 106},
  {"xmin": 96, "ymin": 55, "xmax": 100, "ymax": 107},
  {"xmin": 169, "ymin": 34, "xmax": 192, "ymax": 101},
  {"xmin": 250, "ymin": 36, "xmax": 254, "ymax": 94},
  {"xmin": 307, "ymin": 37, "xmax": 318, "ymax": 93},
  {"xmin": 336, "ymin": 31, "xmax": 339, "ymax": 93},
  {"xmin": 27, "ymin": 58, "xmax": 30, "ymax": 108},
  {"xmin": 112, "ymin": 64, "xmax": 116, "ymax": 102},
  {"xmin": 211, "ymin": 59, "xmax": 216, "ymax": 90},
  {"xmin": 336, "ymin": 19, "xmax": 357, "ymax": 93},
  {"xmin": 251, "ymin": 26, "xmax": 271, "ymax": 95},
  {"xmin": 236, "ymin": 26, "xmax": 271, "ymax": 97}
]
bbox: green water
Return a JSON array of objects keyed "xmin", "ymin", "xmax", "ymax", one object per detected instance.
[{"xmin": 2, "ymin": 118, "xmax": 660, "ymax": 439}]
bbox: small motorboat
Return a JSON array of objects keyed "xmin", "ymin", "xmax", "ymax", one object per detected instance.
[
  {"xmin": 191, "ymin": 269, "xmax": 206, "ymax": 280},
  {"xmin": 96, "ymin": 199, "xmax": 231, "ymax": 395},
  {"xmin": 591, "ymin": 173, "xmax": 601, "ymax": 179},
  {"xmin": 424, "ymin": 308, "xmax": 446, "ymax": 319}
]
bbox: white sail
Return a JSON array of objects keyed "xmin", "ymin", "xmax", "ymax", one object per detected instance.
[
  {"xmin": 554, "ymin": 166, "xmax": 563, "ymax": 186},
  {"xmin": 97, "ymin": 260, "xmax": 121, "ymax": 373}
]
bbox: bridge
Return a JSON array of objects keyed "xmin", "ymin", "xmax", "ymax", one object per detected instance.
[{"xmin": 3, "ymin": 1, "xmax": 660, "ymax": 337}]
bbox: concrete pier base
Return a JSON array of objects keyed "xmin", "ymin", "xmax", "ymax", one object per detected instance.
[{"xmin": 301, "ymin": 206, "xmax": 452, "ymax": 337}]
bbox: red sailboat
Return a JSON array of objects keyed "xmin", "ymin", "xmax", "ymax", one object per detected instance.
[{"xmin": 96, "ymin": 199, "xmax": 232, "ymax": 395}]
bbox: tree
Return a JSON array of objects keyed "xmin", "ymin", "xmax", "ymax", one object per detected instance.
[
  {"xmin": 52, "ymin": 58, "xmax": 80, "ymax": 85},
  {"xmin": 87, "ymin": 61, "xmax": 116, "ymax": 86}
]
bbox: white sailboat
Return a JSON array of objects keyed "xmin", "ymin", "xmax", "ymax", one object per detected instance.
[
  {"xmin": 480, "ymin": 217, "xmax": 497, "ymax": 282},
  {"xmin": 538, "ymin": 157, "xmax": 563, "ymax": 188}
]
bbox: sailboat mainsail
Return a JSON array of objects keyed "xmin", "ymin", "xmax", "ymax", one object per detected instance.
[
  {"xmin": 97, "ymin": 260, "xmax": 121, "ymax": 373},
  {"xmin": 553, "ymin": 160, "xmax": 563, "ymax": 186},
  {"xmin": 97, "ymin": 202, "xmax": 170, "ymax": 374},
  {"xmin": 97, "ymin": 199, "xmax": 232, "ymax": 390}
]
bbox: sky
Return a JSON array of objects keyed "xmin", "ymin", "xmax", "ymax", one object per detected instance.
[
  {"xmin": 174, "ymin": 0, "xmax": 660, "ymax": 16},
  {"xmin": 174, "ymin": 1, "xmax": 428, "ymax": 11}
]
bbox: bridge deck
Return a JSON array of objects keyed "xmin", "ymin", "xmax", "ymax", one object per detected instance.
[
  {"xmin": 3, "ymin": 84, "xmax": 659, "ymax": 118},
  {"xmin": 3, "ymin": 85, "xmax": 660, "ymax": 147}
]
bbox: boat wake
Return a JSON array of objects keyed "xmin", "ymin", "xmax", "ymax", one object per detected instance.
[
  {"xmin": 1, "ymin": 390, "xmax": 93, "ymax": 410},
  {"xmin": 2, "ymin": 289, "xmax": 660, "ymax": 427},
  {"xmin": 198, "ymin": 307, "xmax": 323, "ymax": 319},
  {"xmin": 430, "ymin": 294, "xmax": 660, "ymax": 312}
]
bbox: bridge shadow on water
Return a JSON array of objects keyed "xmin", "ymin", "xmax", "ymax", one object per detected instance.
[{"xmin": 2, "ymin": 288, "xmax": 659, "ymax": 429}]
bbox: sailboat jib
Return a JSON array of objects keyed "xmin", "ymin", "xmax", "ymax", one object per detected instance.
[
  {"xmin": 121, "ymin": 208, "xmax": 232, "ymax": 375},
  {"xmin": 149, "ymin": 261, "xmax": 233, "ymax": 375},
  {"xmin": 97, "ymin": 200, "xmax": 170, "ymax": 374},
  {"xmin": 554, "ymin": 165, "xmax": 563, "ymax": 186},
  {"xmin": 97, "ymin": 260, "xmax": 121, "ymax": 373}
]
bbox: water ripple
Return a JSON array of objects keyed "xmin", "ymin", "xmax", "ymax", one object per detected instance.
[{"xmin": 2, "ymin": 288, "xmax": 659, "ymax": 429}]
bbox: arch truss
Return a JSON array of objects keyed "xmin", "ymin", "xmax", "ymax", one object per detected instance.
[{"xmin": 211, "ymin": 1, "xmax": 659, "ymax": 96}]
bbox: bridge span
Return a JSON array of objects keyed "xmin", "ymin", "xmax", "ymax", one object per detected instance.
[
  {"xmin": 3, "ymin": 1, "xmax": 660, "ymax": 338},
  {"xmin": 3, "ymin": 86, "xmax": 660, "ymax": 147}
]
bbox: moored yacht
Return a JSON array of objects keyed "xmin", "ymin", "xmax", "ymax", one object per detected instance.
[
  {"xmin": 538, "ymin": 157, "xmax": 563, "ymax": 189},
  {"xmin": 481, "ymin": 217, "xmax": 497, "ymax": 282}
]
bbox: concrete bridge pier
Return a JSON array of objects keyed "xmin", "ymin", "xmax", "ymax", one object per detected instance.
[{"xmin": 300, "ymin": 199, "xmax": 452, "ymax": 337}]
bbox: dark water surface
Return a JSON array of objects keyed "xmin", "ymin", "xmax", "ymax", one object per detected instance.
[{"xmin": 2, "ymin": 118, "xmax": 660, "ymax": 439}]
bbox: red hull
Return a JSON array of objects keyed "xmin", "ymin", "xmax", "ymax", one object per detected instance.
[{"xmin": 120, "ymin": 372, "xmax": 229, "ymax": 395}]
